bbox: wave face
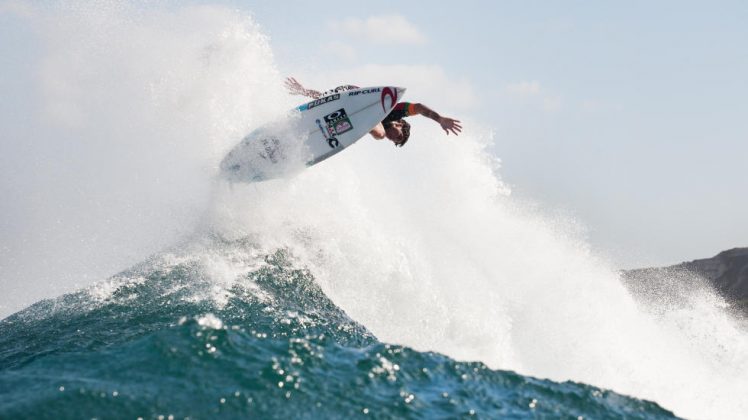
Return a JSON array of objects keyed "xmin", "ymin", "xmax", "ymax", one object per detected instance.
[
  {"xmin": 0, "ymin": 240, "xmax": 675, "ymax": 419},
  {"xmin": 1, "ymin": 3, "xmax": 747, "ymax": 419}
]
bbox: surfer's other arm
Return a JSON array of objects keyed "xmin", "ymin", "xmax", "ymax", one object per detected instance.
[
  {"xmin": 411, "ymin": 103, "xmax": 462, "ymax": 136},
  {"xmin": 369, "ymin": 125, "xmax": 387, "ymax": 139}
]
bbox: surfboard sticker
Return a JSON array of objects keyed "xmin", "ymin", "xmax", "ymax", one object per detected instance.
[
  {"xmin": 323, "ymin": 108, "xmax": 353, "ymax": 136},
  {"xmin": 380, "ymin": 87, "xmax": 398, "ymax": 112},
  {"xmin": 305, "ymin": 93, "xmax": 340, "ymax": 110},
  {"xmin": 315, "ymin": 118, "xmax": 340, "ymax": 149},
  {"xmin": 258, "ymin": 137, "xmax": 283, "ymax": 163},
  {"xmin": 347, "ymin": 87, "xmax": 381, "ymax": 96}
]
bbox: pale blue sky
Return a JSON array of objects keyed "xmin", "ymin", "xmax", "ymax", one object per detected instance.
[
  {"xmin": 1, "ymin": 0, "xmax": 746, "ymax": 270},
  {"xmin": 241, "ymin": 0, "xmax": 748, "ymax": 267}
]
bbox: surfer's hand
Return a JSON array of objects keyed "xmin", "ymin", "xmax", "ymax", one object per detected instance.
[{"xmin": 440, "ymin": 117, "xmax": 462, "ymax": 136}]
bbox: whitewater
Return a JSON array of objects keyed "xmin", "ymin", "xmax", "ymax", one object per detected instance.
[{"xmin": 1, "ymin": 3, "xmax": 747, "ymax": 419}]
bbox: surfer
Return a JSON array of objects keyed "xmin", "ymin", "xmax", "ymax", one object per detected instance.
[{"xmin": 285, "ymin": 77, "xmax": 462, "ymax": 147}]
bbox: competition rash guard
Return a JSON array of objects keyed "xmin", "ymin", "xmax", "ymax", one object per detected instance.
[{"xmin": 381, "ymin": 102, "xmax": 416, "ymax": 125}]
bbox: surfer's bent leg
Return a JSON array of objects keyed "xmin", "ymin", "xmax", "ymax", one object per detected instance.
[
  {"xmin": 320, "ymin": 85, "xmax": 360, "ymax": 96},
  {"xmin": 334, "ymin": 84, "xmax": 360, "ymax": 92}
]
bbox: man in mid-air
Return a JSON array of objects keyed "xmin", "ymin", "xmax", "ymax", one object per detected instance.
[{"xmin": 285, "ymin": 77, "xmax": 462, "ymax": 147}]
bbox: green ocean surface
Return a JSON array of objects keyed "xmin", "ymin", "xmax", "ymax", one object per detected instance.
[{"xmin": 0, "ymin": 244, "xmax": 677, "ymax": 419}]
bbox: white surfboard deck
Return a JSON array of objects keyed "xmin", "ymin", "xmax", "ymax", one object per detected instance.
[{"xmin": 220, "ymin": 86, "xmax": 406, "ymax": 182}]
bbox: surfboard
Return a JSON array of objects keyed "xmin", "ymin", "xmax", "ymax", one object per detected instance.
[{"xmin": 220, "ymin": 86, "xmax": 407, "ymax": 182}]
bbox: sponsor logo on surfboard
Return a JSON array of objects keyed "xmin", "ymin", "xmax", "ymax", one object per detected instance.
[
  {"xmin": 348, "ymin": 87, "xmax": 381, "ymax": 96},
  {"xmin": 323, "ymin": 108, "xmax": 354, "ymax": 137},
  {"xmin": 306, "ymin": 93, "xmax": 340, "ymax": 110},
  {"xmin": 381, "ymin": 87, "xmax": 397, "ymax": 112},
  {"xmin": 314, "ymin": 108, "xmax": 353, "ymax": 149},
  {"xmin": 316, "ymin": 118, "xmax": 340, "ymax": 149},
  {"xmin": 258, "ymin": 137, "xmax": 282, "ymax": 163}
]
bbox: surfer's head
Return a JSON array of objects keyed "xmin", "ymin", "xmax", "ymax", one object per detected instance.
[{"xmin": 384, "ymin": 119, "xmax": 411, "ymax": 147}]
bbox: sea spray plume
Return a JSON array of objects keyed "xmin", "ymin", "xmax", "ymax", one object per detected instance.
[
  {"xmin": 0, "ymin": 2, "xmax": 289, "ymax": 317},
  {"xmin": 209, "ymin": 120, "xmax": 748, "ymax": 419},
  {"xmin": 0, "ymin": 236, "xmax": 676, "ymax": 419}
]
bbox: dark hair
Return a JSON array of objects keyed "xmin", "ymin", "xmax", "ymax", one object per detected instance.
[{"xmin": 395, "ymin": 119, "xmax": 411, "ymax": 147}]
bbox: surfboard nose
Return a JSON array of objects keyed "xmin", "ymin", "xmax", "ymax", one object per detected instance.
[{"xmin": 396, "ymin": 87, "xmax": 406, "ymax": 98}]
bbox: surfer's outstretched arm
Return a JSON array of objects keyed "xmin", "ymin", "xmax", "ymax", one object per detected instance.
[
  {"xmin": 285, "ymin": 77, "xmax": 322, "ymax": 99},
  {"xmin": 412, "ymin": 103, "xmax": 462, "ymax": 136}
]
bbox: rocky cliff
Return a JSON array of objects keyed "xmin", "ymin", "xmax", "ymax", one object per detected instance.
[{"xmin": 622, "ymin": 247, "xmax": 748, "ymax": 312}]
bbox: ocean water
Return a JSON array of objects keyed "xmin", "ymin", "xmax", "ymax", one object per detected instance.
[
  {"xmin": 0, "ymin": 245, "xmax": 676, "ymax": 419},
  {"xmin": 1, "ymin": 3, "xmax": 747, "ymax": 419}
]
